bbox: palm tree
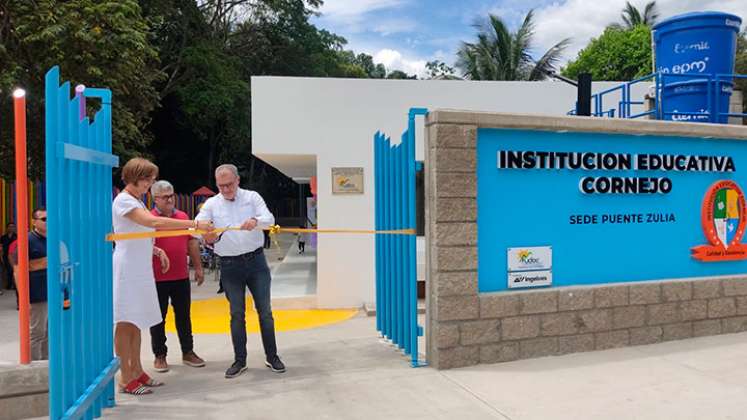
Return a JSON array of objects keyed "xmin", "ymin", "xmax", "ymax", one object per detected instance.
[
  {"xmin": 456, "ymin": 10, "xmax": 570, "ymax": 81},
  {"xmin": 619, "ymin": 1, "xmax": 659, "ymax": 28}
]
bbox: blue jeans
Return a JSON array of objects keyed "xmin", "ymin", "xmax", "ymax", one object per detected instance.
[{"xmin": 220, "ymin": 250, "xmax": 277, "ymax": 363}]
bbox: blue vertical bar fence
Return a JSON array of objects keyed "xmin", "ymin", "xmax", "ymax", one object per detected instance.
[
  {"xmin": 46, "ymin": 66, "xmax": 120, "ymax": 420},
  {"xmin": 374, "ymin": 107, "xmax": 427, "ymax": 367}
]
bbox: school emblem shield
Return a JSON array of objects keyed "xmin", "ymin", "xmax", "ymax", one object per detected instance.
[{"xmin": 692, "ymin": 180, "xmax": 747, "ymax": 261}]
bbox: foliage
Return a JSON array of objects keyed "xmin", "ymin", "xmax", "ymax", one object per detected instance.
[
  {"xmin": 425, "ymin": 60, "xmax": 458, "ymax": 79},
  {"xmin": 0, "ymin": 0, "xmax": 161, "ymax": 179},
  {"xmin": 562, "ymin": 25, "xmax": 652, "ymax": 81},
  {"xmin": 456, "ymin": 10, "xmax": 569, "ymax": 81},
  {"xmin": 611, "ymin": 1, "xmax": 659, "ymax": 29}
]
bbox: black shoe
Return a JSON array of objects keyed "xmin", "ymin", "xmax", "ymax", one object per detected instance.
[
  {"xmin": 225, "ymin": 361, "xmax": 247, "ymax": 378},
  {"xmin": 265, "ymin": 355, "xmax": 285, "ymax": 373}
]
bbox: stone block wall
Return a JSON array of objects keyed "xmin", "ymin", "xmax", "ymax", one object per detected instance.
[{"xmin": 424, "ymin": 111, "xmax": 747, "ymax": 370}]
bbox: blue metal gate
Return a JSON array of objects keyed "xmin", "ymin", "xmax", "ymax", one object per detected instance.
[
  {"xmin": 374, "ymin": 107, "xmax": 427, "ymax": 367},
  {"xmin": 45, "ymin": 66, "xmax": 120, "ymax": 420}
]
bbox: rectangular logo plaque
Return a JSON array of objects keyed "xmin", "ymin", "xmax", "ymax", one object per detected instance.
[{"xmin": 332, "ymin": 167, "xmax": 364, "ymax": 194}]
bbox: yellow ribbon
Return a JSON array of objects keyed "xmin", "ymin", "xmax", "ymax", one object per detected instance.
[{"xmin": 105, "ymin": 225, "xmax": 416, "ymax": 242}]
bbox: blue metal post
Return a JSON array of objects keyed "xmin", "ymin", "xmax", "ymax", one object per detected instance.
[
  {"xmin": 400, "ymin": 139, "xmax": 407, "ymax": 351},
  {"xmin": 68, "ymin": 95, "xmax": 83, "ymax": 413},
  {"xmin": 374, "ymin": 133, "xmax": 381, "ymax": 334},
  {"xmin": 60, "ymin": 81, "xmax": 74, "ymax": 414},
  {"xmin": 396, "ymin": 137, "xmax": 405, "ymax": 351},
  {"xmin": 101, "ymin": 88, "xmax": 116, "ymax": 408},
  {"xmin": 660, "ymin": 74, "xmax": 665, "ymax": 119},
  {"xmin": 393, "ymin": 143, "xmax": 401, "ymax": 347},
  {"xmin": 45, "ymin": 66, "xmax": 62, "ymax": 420},
  {"xmin": 408, "ymin": 108, "xmax": 427, "ymax": 366},
  {"xmin": 384, "ymin": 136, "xmax": 392, "ymax": 340},
  {"xmin": 77, "ymin": 86, "xmax": 117, "ymax": 411},
  {"xmin": 406, "ymin": 129, "xmax": 414, "ymax": 357},
  {"xmin": 77, "ymin": 111, "xmax": 94, "ymax": 420},
  {"xmin": 89, "ymin": 113, "xmax": 103, "ymax": 419},
  {"xmin": 710, "ymin": 76, "xmax": 717, "ymax": 123},
  {"xmin": 406, "ymin": 109, "xmax": 419, "ymax": 364},
  {"xmin": 400, "ymin": 128, "xmax": 413, "ymax": 354}
]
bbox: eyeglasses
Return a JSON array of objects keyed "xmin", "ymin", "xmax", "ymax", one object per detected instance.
[
  {"xmin": 217, "ymin": 181, "xmax": 237, "ymax": 190},
  {"xmin": 155, "ymin": 194, "xmax": 175, "ymax": 201},
  {"xmin": 34, "ymin": 217, "xmax": 47, "ymax": 222}
]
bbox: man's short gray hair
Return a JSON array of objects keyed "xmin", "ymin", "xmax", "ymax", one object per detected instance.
[
  {"xmin": 151, "ymin": 180, "xmax": 174, "ymax": 197},
  {"xmin": 215, "ymin": 164, "xmax": 239, "ymax": 178}
]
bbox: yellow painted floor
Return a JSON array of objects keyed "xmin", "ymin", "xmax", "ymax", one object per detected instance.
[{"xmin": 164, "ymin": 296, "xmax": 358, "ymax": 334}]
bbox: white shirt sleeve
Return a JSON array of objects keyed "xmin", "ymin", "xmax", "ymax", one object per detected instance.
[
  {"xmin": 195, "ymin": 200, "xmax": 213, "ymax": 222},
  {"xmin": 251, "ymin": 192, "xmax": 275, "ymax": 228},
  {"xmin": 113, "ymin": 193, "xmax": 143, "ymax": 218},
  {"xmin": 192, "ymin": 199, "xmax": 213, "ymax": 238}
]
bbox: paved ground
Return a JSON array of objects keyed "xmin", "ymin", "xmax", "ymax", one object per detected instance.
[
  {"xmin": 6, "ymin": 290, "xmax": 747, "ymax": 419},
  {"xmin": 4, "ymin": 233, "xmax": 747, "ymax": 419},
  {"xmin": 102, "ymin": 316, "xmax": 747, "ymax": 420},
  {"xmin": 194, "ymin": 232, "xmax": 315, "ymax": 300}
]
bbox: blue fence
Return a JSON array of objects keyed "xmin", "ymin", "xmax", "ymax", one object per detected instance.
[
  {"xmin": 374, "ymin": 108, "xmax": 427, "ymax": 367},
  {"xmin": 569, "ymin": 72, "xmax": 747, "ymax": 123},
  {"xmin": 45, "ymin": 66, "xmax": 120, "ymax": 420}
]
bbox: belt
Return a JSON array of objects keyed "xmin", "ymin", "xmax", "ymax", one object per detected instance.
[{"xmin": 219, "ymin": 248, "xmax": 263, "ymax": 260}]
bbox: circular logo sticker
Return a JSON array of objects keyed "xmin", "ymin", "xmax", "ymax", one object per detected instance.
[{"xmin": 693, "ymin": 180, "xmax": 747, "ymax": 261}]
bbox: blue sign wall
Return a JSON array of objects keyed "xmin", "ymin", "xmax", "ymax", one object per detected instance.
[{"xmin": 477, "ymin": 128, "xmax": 747, "ymax": 293}]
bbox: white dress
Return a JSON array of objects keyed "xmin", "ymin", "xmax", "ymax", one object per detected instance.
[{"xmin": 112, "ymin": 192, "xmax": 161, "ymax": 330}]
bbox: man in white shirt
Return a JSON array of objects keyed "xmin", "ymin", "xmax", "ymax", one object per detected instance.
[{"xmin": 196, "ymin": 164, "xmax": 285, "ymax": 378}]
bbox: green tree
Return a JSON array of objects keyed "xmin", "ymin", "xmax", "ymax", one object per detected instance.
[
  {"xmin": 140, "ymin": 0, "xmax": 208, "ymax": 98},
  {"xmin": 142, "ymin": 0, "xmax": 348, "ymax": 188},
  {"xmin": 613, "ymin": 1, "xmax": 659, "ymax": 29},
  {"xmin": 172, "ymin": 41, "xmax": 250, "ymax": 183},
  {"xmin": 225, "ymin": 1, "xmax": 359, "ymax": 79},
  {"xmin": 0, "ymin": 0, "xmax": 162, "ymax": 179},
  {"xmin": 347, "ymin": 52, "xmax": 387, "ymax": 78},
  {"xmin": 562, "ymin": 25, "xmax": 652, "ymax": 81},
  {"xmin": 456, "ymin": 10, "xmax": 570, "ymax": 81},
  {"xmin": 425, "ymin": 60, "xmax": 458, "ymax": 79},
  {"xmin": 386, "ymin": 70, "xmax": 417, "ymax": 79}
]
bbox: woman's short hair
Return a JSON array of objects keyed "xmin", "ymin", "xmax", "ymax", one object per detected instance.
[{"xmin": 122, "ymin": 157, "xmax": 158, "ymax": 185}]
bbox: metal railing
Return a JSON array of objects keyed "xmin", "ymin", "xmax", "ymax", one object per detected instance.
[
  {"xmin": 46, "ymin": 66, "xmax": 120, "ymax": 420},
  {"xmin": 374, "ymin": 108, "xmax": 427, "ymax": 367},
  {"xmin": 569, "ymin": 72, "xmax": 747, "ymax": 123}
]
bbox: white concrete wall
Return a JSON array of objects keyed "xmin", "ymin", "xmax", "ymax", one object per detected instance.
[{"xmin": 252, "ymin": 77, "xmax": 648, "ymax": 308}]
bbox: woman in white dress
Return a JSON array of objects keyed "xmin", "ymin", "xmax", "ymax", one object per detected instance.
[{"xmin": 113, "ymin": 158, "xmax": 212, "ymax": 395}]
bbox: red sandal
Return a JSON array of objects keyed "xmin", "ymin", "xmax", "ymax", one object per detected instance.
[
  {"xmin": 137, "ymin": 372, "xmax": 164, "ymax": 387},
  {"xmin": 120, "ymin": 379, "xmax": 152, "ymax": 395}
]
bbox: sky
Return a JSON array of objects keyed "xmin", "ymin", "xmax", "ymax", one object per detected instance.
[{"xmin": 311, "ymin": 0, "xmax": 747, "ymax": 77}]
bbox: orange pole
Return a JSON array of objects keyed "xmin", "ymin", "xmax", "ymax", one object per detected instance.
[{"xmin": 14, "ymin": 88, "xmax": 30, "ymax": 365}]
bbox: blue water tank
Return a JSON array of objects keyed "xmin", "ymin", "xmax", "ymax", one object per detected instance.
[{"xmin": 653, "ymin": 11, "xmax": 742, "ymax": 123}]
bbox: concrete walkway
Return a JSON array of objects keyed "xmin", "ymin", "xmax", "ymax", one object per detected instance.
[
  {"xmin": 98, "ymin": 315, "xmax": 747, "ymax": 420},
  {"xmin": 5, "ymin": 287, "xmax": 747, "ymax": 419},
  {"xmin": 270, "ymin": 238, "xmax": 317, "ymax": 299},
  {"xmin": 5, "ymin": 235, "xmax": 747, "ymax": 419},
  {"xmin": 189, "ymin": 232, "xmax": 316, "ymax": 303}
]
